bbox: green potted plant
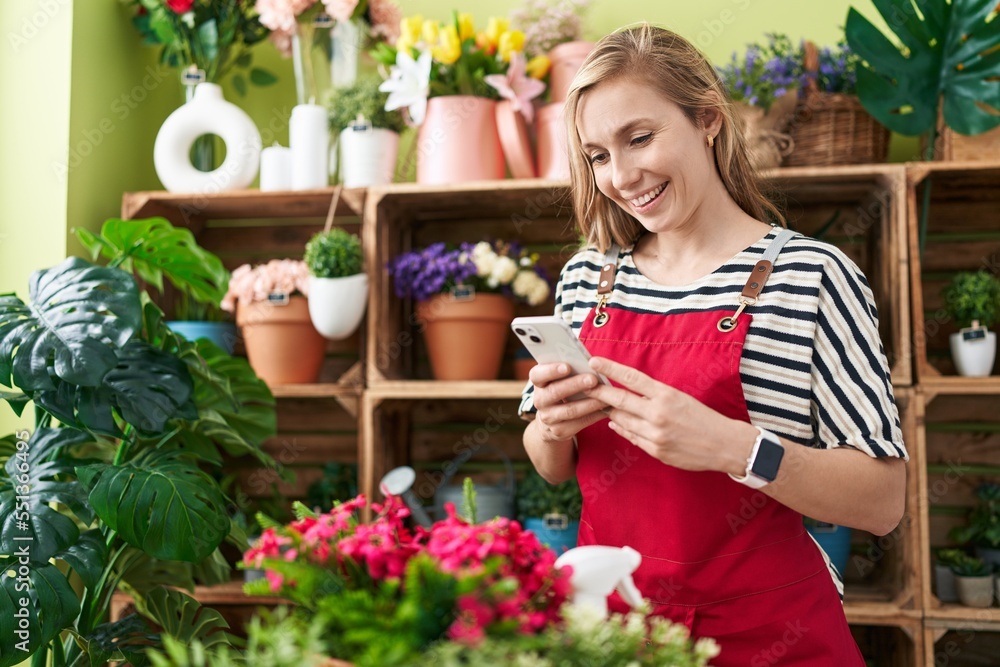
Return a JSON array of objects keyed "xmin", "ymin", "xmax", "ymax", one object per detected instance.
[
  {"xmin": 949, "ymin": 554, "xmax": 994, "ymax": 608},
  {"xmin": 951, "ymin": 482, "xmax": 1000, "ymax": 569},
  {"xmin": 933, "ymin": 548, "xmax": 967, "ymax": 604},
  {"xmin": 304, "ymin": 227, "xmax": 368, "ymax": 340},
  {"xmin": 517, "ymin": 469, "xmax": 582, "ymax": 554},
  {"xmin": 328, "ymin": 75, "xmax": 407, "ymax": 187},
  {"xmin": 0, "ymin": 217, "xmax": 277, "ymax": 665},
  {"xmin": 79, "ymin": 217, "xmax": 238, "ymax": 353},
  {"xmin": 942, "ymin": 272, "xmax": 1000, "ymax": 376}
]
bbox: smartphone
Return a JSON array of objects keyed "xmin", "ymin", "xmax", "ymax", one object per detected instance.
[{"xmin": 510, "ymin": 316, "xmax": 609, "ymax": 395}]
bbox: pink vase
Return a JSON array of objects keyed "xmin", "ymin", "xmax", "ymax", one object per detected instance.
[
  {"xmin": 548, "ymin": 41, "xmax": 595, "ymax": 104},
  {"xmin": 536, "ymin": 102, "xmax": 570, "ymax": 180},
  {"xmin": 416, "ymin": 96, "xmax": 505, "ymax": 185}
]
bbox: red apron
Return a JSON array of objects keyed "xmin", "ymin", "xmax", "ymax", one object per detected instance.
[{"xmin": 575, "ymin": 233, "xmax": 864, "ymax": 665}]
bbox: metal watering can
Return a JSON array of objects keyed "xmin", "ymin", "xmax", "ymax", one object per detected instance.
[{"xmin": 433, "ymin": 444, "xmax": 516, "ymax": 522}]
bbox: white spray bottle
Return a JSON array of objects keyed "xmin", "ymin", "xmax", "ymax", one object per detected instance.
[{"xmin": 554, "ymin": 545, "xmax": 644, "ymax": 618}]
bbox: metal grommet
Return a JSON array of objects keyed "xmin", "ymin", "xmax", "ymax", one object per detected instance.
[
  {"xmin": 594, "ymin": 312, "xmax": 609, "ymax": 328},
  {"xmin": 757, "ymin": 265, "xmax": 767, "ymax": 272},
  {"xmin": 750, "ymin": 281, "xmax": 759, "ymax": 289},
  {"xmin": 600, "ymin": 280, "xmax": 608, "ymax": 287},
  {"xmin": 717, "ymin": 316, "xmax": 736, "ymax": 332}
]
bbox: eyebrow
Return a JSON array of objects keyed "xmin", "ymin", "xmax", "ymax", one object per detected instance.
[{"xmin": 580, "ymin": 118, "xmax": 656, "ymax": 151}]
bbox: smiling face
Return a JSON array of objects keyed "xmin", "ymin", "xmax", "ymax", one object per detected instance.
[{"xmin": 577, "ymin": 77, "xmax": 722, "ymax": 236}]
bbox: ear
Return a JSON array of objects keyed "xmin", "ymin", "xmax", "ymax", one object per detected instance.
[{"xmin": 698, "ymin": 91, "xmax": 725, "ymax": 137}]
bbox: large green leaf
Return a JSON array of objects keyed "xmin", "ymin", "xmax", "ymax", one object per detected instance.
[
  {"xmin": 118, "ymin": 548, "xmax": 197, "ymax": 596},
  {"xmin": 0, "ymin": 258, "xmax": 141, "ymax": 392},
  {"xmin": 0, "ymin": 428, "xmax": 94, "ymax": 562},
  {"xmin": 58, "ymin": 529, "xmax": 108, "ymax": 592},
  {"xmin": 77, "ymin": 450, "xmax": 228, "ymax": 562},
  {"xmin": 846, "ymin": 0, "xmax": 1000, "ymax": 136},
  {"xmin": 69, "ymin": 613, "xmax": 156, "ymax": 667},
  {"xmin": 36, "ymin": 341, "xmax": 197, "ymax": 437},
  {"xmin": 141, "ymin": 587, "xmax": 233, "ymax": 650},
  {"xmin": 0, "ymin": 562, "xmax": 80, "ymax": 667},
  {"xmin": 76, "ymin": 218, "xmax": 229, "ymax": 307}
]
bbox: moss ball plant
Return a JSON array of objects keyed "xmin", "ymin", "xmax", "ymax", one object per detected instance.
[{"xmin": 304, "ymin": 228, "xmax": 363, "ymax": 279}]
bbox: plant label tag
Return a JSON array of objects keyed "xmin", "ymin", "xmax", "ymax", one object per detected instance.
[
  {"xmin": 182, "ymin": 67, "xmax": 206, "ymax": 86},
  {"xmin": 314, "ymin": 12, "xmax": 334, "ymax": 27},
  {"xmin": 543, "ymin": 513, "xmax": 569, "ymax": 530},
  {"xmin": 451, "ymin": 285, "xmax": 475, "ymax": 301},
  {"xmin": 961, "ymin": 326, "xmax": 988, "ymax": 342},
  {"xmin": 267, "ymin": 292, "xmax": 290, "ymax": 306}
]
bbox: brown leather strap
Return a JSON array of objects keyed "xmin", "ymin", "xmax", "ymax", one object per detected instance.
[
  {"xmin": 598, "ymin": 260, "xmax": 616, "ymax": 295},
  {"xmin": 741, "ymin": 260, "xmax": 774, "ymax": 300}
]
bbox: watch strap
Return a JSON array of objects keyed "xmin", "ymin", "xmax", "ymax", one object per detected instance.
[{"xmin": 729, "ymin": 426, "xmax": 777, "ymax": 489}]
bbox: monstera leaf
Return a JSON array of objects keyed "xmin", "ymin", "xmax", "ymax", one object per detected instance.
[
  {"xmin": 0, "ymin": 258, "xmax": 141, "ymax": 392},
  {"xmin": 140, "ymin": 587, "xmax": 233, "ymax": 651},
  {"xmin": 77, "ymin": 218, "xmax": 229, "ymax": 306},
  {"xmin": 0, "ymin": 562, "xmax": 80, "ymax": 667},
  {"xmin": 35, "ymin": 340, "xmax": 197, "ymax": 437},
  {"xmin": 846, "ymin": 0, "xmax": 1000, "ymax": 136},
  {"xmin": 77, "ymin": 449, "xmax": 229, "ymax": 563},
  {"xmin": 70, "ymin": 614, "xmax": 157, "ymax": 667},
  {"xmin": 0, "ymin": 428, "xmax": 94, "ymax": 563}
]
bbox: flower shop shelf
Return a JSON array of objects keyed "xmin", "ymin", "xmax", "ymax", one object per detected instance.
[
  {"xmin": 365, "ymin": 380, "xmax": 528, "ymax": 400},
  {"xmin": 365, "ymin": 165, "xmax": 911, "ymax": 386},
  {"xmin": 906, "ymin": 161, "xmax": 1000, "ymax": 383},
  {"xmin": 269, "ymin": 383, "xmax": 363, "ymax": 398},
  {"xmin": 923, "ymin": 620, "xmax": 1000, "ymax": 667},
  {"xmin": 852, "ymin": 618, "xmax": 924, "ymax": 667},
  {"xmin": 925, "ymin": 606, "xmax": 1000, "ymax": 624}
]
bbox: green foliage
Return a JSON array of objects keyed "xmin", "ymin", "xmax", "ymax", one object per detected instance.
[
  {"xmin": 461, "ymin": 477, "xmax": 478, "ymax": 524},
  {"xmin": 413, "ymin": 605, "xmax": 719, "ymax": 666},
  {"xmin": 846, "ymin": 0, "xmax": 1000, "ymax": 137},
  {"xmin": 306, "ymin": 462, "xmax": 359, "ymax": 512},
  {"xmin": 516, "ymin": 469, "xmax": 582, "ymax": 521},
  {"xmin": 942, "ymin": 271, "xmax": 1000, "ymax": 329},
  {"xmin": 0, "ymin": 216, "xmax": 277, "ymax": 666},
  {"xmin": 949, "ymin": 553, "xmax": 992, "ymax": 577},
  {"xmin": 934, "ymin": 548, "xmax": 968, "ymax": 568},
  {"xmin": 950, "ymin": 482, "xmax": 1000, "ymax": 549},
  {"xmin": 327, "ymin": 75, "xmax": 408, "ymax": 134},
  {"xmin": 304, "ymin": 228, "xmax": 363, "ymax": 279}
]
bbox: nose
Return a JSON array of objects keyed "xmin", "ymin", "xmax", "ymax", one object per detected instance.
[{"xmin": 610, "ymin": 153, "xmax": 640, "ymax": 194}]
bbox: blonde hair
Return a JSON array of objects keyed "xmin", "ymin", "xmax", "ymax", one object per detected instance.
[{"xmin": 564, "ymin": 23, "xmax": 786, "ymax": 252}]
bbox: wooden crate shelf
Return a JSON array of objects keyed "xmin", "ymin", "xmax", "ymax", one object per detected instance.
[
  {"xmin": 852, "ymin": 617, "xmax": 924, "ymax": 667},
  {"xmin": 907, "ymin": 161, "xmax": 1000, "ymax": 384},
  {"xmin": 923, "ymin": 621, "xmax": 1000, "ymax": 667},
  {"xmin": 366, "ymin": 380, "xmax": 528, "ymax": 400}
]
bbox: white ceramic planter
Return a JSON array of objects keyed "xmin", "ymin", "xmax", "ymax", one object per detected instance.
[
  {"xmin": 955, "ymin": 574, "xmax": 995, "ymax": 608},
  {"xmin": 307, "ymin": 273, "xmax": 369, "ymax": 340},
  {"xmin": 950, "ymin": 330, "xmax": 997, "ymax": 376},
  {"xmin": 339, "ymin": 127, "xmax": 400, "ymax": 188},
  {"xmin": 933, "ymin": 563, "xmax": 959, "ymax": 603}
]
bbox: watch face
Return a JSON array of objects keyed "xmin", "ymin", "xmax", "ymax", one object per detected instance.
[{"xmin": 751, "ymin": 438, "xmax": 784, "ymax": 482}]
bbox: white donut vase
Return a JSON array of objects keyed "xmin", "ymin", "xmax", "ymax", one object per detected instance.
[{"xmin": 153, "ymin": 83, "xmax": 261, "ymax": 193}]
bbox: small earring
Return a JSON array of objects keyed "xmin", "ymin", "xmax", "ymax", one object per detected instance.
[{"xmin": 707, "ymin": 134, "xmax": 715, "ymax": 148}]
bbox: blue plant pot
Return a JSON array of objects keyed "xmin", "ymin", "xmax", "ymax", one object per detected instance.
[
  {"xmin": 806, "ymin": 522, "xmax": 852, "ymax": 576},
  {"xmin": 524, "ymin": 518, "xmax": 580, "ymax": 555},
  {"xmin": 167, "ymin": 321, "xmax": 238, "ymax": 355}
]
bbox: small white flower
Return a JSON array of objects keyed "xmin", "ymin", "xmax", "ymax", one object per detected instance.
[
  {"xmin": 487, "ymin": 276, "xmax": 500, "ymax": 289},
  {"xmin": 380, "ymin": 49, "xmax": 432, "ymax": 125},
  {"xmin": 490, "ymin": 256, "xmax": 518, "ymax": 284},
  {"xmin": 475, "ymin": 253, "xmax": 496, "ymax": 278}
]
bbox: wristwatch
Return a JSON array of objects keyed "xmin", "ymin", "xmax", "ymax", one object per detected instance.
[{"xmin": 728, "ymin": 426, "xmax": 784, "ymax": 489}]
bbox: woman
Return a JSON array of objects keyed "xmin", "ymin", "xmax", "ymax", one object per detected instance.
[{"xmin": 519, "ymin": 24, "xmax": 907, "ymax": 665}]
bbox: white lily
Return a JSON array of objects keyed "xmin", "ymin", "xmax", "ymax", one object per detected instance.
[{"xmin": 379, "ymin": 49, "xmax": 432, "ymax": 125}]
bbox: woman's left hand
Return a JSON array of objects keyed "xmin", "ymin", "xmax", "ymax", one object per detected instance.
[{"xmin": 583, "ymin": 356, "xmax": 752, "ymax": 473}]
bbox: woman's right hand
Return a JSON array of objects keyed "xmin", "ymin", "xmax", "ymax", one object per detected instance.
[{"xmin": 529, "ymin": 363, "xmax": 609, "ymax": 444}]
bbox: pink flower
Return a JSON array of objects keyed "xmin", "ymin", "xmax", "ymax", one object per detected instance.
[
  {"xmin": 220, "ymin": 259, "xmax": 311, "ymax": 312},
  {"xmin": 166, "ymin": 0, "xmax": 194, "ymax": 13},
  {"xmin": 255, "ymin": 0, "xmax": 317, "ymax": 32},
  {"xmin": 322, "ymin": 0, "xmax": 358, "ymax": 22},
  {"xmin": 268, "ymin": 27, "xmax": 295, "ymax": 58},
  {"xmin": 265, "ymin": 570, "xmax": 286, "ymax": 592},
  {"xmin": 366, "ymin": 0, "xmax": 401, "ymax": 41},
  {"xmin": 484, "ymin": 51, "xmax": 546, "ymax": 122}
]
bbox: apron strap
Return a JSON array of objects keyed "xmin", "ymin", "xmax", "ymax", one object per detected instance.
[
  {"xmin": 592, "ymin": 243, "xmax": 621, "ymax": 328},
  {"xmin": 719, "ymin": 227, "xmax": 799, "ymax": 333}
]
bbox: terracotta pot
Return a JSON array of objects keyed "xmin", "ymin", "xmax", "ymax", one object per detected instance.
[
  {"xmin": 416, "ymin": 96, "xmax": 504, "ymax": 185},
  {"xmin": 416, "ymin": 293, "xmax": 514, "ymax": 380},
  {"xmin": 536, "ymin": 101, "xmax": 570, "ymax": 180},
  {"xmin": 236, "ymin": 296, "xmax": 326, "ymax": 385},
  {"xmin": 548, "ymin": 41, "xmax": 594, "ymax": 103}
]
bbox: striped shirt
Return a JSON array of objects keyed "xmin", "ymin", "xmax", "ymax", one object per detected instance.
[{"xmin": 519, "ymin": 228, "xmax": 908, "ymax": 595}]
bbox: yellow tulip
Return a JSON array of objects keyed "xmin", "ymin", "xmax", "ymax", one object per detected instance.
[
  {"xmin": 485, "ymin": 17, "xmax": 509, "ymax": 46},
  {"xmin": 457, "ymin": 13, "xmax": 475, "ymax": 42},
  {"xmin": 498, "ymin": 30, "xmax": 525, "ymax": 63},
  {"xmin": 476, "ymin": 31, "xmax": 497, "ymax": 56},
  {"xmin": 400, "ymin": 15, "xmax": 423, "ymax": 44},
  {"xmin": 433, "ymin": 24, "xmax": 462, "ymax": 65},
  {"xmin": 526, "ymin": 54, "xmax": 551, "ymax": 80},
  {"xmin": 422, "ymin": 19, "xmax": 440, "ymax": 46}
]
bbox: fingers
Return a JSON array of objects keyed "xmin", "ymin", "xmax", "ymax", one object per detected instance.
[
  {"xmin": 529, "ymin": 362, "xmax": 573, "ymax": 388},
  {"xmin": 542, "ymin": 397, "xmax": 608, "ymax": 423},
  {"xmin": 589, "ymin": 357, "xmax": 662, "ymax": 397},
  {"xmin": 533, "ymin": 372, "xmax": 604, "ymax": 408}
]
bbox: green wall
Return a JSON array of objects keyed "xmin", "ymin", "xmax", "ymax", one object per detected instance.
[{"xmin": 0, "ymin": 0, "xmax": 908, "ymax": 437}]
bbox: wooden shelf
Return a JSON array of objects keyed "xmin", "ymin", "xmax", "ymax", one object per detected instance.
[
  {"xmin": 925, "ymin": 604, "xmax": 1000, "ymax": 625},
  {"xmin": 269, "ymin": 383, "xmax": 363, "ymax": 398},
  {"xmin": 366, "ymin": 380, "xmax": 528, "ymax": 400},
  {"xmin": 844, "ymin": 598, "xmax": 921, "ymax": 626},
  {"xmin": 188, "ymin": 579, "xmax": 283, "ymax": 606},
  {"xmin": 919, "ymin": 375, "xmax": 1000, "ymax": 398}
]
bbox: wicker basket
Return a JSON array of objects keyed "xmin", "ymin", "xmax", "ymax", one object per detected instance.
[{"xmin": 783, "ymin": 43, "xmax": 891, "ymax": 167}]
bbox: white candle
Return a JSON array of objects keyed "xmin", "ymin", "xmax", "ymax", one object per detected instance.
[
  {"xmin": 259, "ymin": 144, "xmax": 292, "ymax": 191},
  {"xmin": 290, "ymin": 103, "xmax": 329, "ymax": 190}
]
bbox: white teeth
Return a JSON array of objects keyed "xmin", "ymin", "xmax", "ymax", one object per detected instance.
[{"xmin": 630, "ymin": 182, "xmax": 666, "ymax": 207}]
